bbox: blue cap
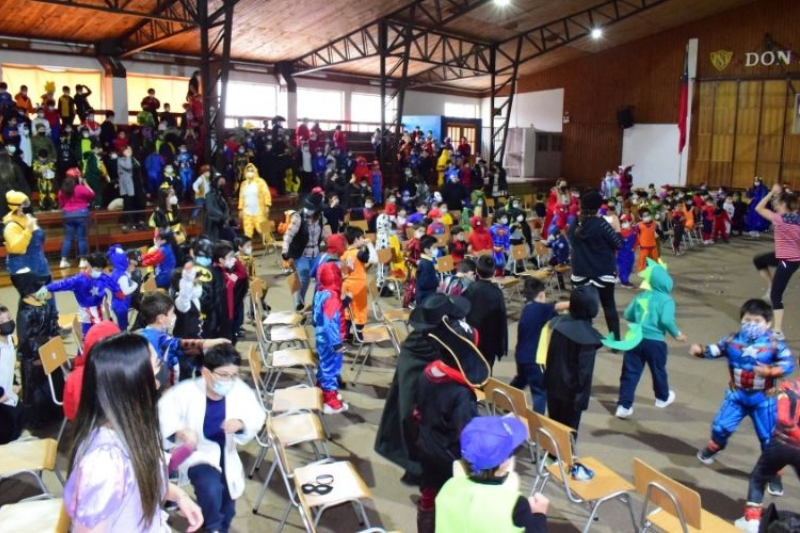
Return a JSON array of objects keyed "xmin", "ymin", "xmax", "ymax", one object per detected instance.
[{"xmin": 461, "ymin": 416, "xmax": 527, "ymax": 471}]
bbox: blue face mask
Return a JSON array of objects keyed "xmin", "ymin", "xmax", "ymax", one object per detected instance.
[
  {"xmin": 195, "ymin": 256, "xmax": 212, "ymax": 267},
  {"xmin": 211, "ymin": 378, "xmax": 234, "ymax": 397},
  {"xmin": 741, "ymin": 322, "xmax": 768, "ymax": 340}
]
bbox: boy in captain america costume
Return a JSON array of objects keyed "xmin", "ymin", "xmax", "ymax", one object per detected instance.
[
  {"xmin": 490, "ymin": 208, "xmax": 510, "ymax": 275},
  {"xmin": 689, "ymin": 299, "xmax": 793, "ymax": 495},
  {"xmin": 107, "ymin": 244, "xmax": 139, "ymax": 330},
  {"xmin": 46, "ymin": 253, "xmax": 114, "ymax": 336}
]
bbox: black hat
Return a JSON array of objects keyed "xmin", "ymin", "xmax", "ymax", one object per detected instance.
[
  {"xmin": 408, "ymin": 293, "xmax": 471, "ymax": 331},
  {"xmin": 11, "ymin": 269, "xmax": 46, "ymax": 297},
  {"xmin": 428, "ymin": 317, "xmax": 490, "ymax": 387},
  {"xmin": 303, "ymin": 192, "xmax": 323, "ymax": 212},
  {"xmin": 193, "ymin": 236, "xmax": 214, "ymax": 258},
  {"xmin": 580, "ymin": 190, "xmax": 603, "ymax": 212}
]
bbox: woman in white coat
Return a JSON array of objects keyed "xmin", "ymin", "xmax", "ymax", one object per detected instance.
[{"xmin": 158, "ymin": 344, "xmax": 265, "ymax": 533}]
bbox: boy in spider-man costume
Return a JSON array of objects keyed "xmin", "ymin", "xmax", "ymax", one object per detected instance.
[
  {"xmin": 690, "ymin": 299, "xmax": 793, "ymax": 484},
  {"xmin": 618, "ymin": 214, "xmax": 637, "ymax": 288},
  {"xmin": 313, "ymin": 258, "xmax": 348, "ymax": 415},
  {"xmin": 736, "ymin": 376, "xmax": 800, "ymax": 531}
]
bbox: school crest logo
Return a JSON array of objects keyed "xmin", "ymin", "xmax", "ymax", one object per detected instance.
[{"xmin": 710, "ymin": 50, "xmax": 733, "ymax": 72}]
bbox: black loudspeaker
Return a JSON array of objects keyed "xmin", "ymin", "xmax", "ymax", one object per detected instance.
[{"xmin": 617, "ymin": 107, "xmax": 634, "ymax": 129}]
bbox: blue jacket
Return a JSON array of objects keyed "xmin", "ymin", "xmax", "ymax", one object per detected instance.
[
  {"xmin": 107, "ymin": 244, "xmax": 133, "ymax": 313},
  {"xmin": 138, "ymin": 327, "xmax": 181, "ymax": 369},
  {"xmin": 703, "ymin": 331, "xmax": 794, "ymax": 392},
  {"xmin": 47, "ymin": 272, "xmax": 113, "ymax": 309},
  {"xmin": 416, "ymin": 256, "xmax": 438, "ymax": 304}
]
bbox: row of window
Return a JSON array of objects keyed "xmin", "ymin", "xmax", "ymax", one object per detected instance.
[{"xmin": 2, "ymin": 64, "xmax": 479, "ymax": 123}]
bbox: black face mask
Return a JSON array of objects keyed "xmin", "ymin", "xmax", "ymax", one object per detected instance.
[{"xmin": 0, "ymin": 320, "xmax": 16, "ymax": 336}]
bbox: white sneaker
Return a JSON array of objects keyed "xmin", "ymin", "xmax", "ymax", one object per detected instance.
[
  {"xmin": 615, "ymin": 405, "xmax": 634, "ymax": 419},
  {"xmin": 59, "ymin": 258, "xmax": 71, "ymax": 269},
  {"xmin": 655, "ymin": 390, "xmax": 676, "ymax": 408},
  {"xmin": 734, "ymin": 516, "xmax": 760, "ymax": 532},
  {"xmin": 78, "ymin": 258, "xmax": 88, "ymax": 268},
  {"xmin": 763, "ymin": 288, "xmax": 771, "ymax": 300}
]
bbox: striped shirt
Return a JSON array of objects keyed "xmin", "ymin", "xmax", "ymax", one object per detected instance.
[{"xmin": 772, "ymin": 212, "xmax": 800, "ymax": 261}]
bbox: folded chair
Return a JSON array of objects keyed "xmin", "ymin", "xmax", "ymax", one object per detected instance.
[
  {"xmin": 0, "ymin": 497, "xmax": 68, "ymax": 533},
  {"xmin": 0, "ymin": 438, "xmax": 59, "ymax": 501},
  {"xmin": 530, "ymin": 412, "xmax": 637, "ymax": 533},
  {"xmin": 267, "ymin": 419, "xmax": 373, "ymax": 532},
  {"xmin": 633, "ymin": 458, "xmax": 738, "ymax": 533}
]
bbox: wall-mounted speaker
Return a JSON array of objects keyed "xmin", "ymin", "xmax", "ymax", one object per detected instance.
[{"xmin": 617, "ymin": 107, "xmax": 634, "ymax": 129}]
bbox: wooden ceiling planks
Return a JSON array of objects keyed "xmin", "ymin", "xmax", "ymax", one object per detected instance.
[{"xmin": 0, "ymin": 0, "xmax": 755, "ymax": 92}]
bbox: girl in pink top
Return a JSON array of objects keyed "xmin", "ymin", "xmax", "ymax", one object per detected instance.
[
  {"xmin": 57, "ymin": 168, "xmax": 96, "ymax": 269},
  {"xmin": 752, "ymin": 183, "xmax": 800, "ymax": 339}
]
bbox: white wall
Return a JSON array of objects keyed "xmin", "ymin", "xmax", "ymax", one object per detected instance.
[
  {"xmin": 621, "ymin": 124, "xmax": 681, "ymax": 189},
  {"xmin": 404, "ymin": 90, "xmax": 481, "ymax": 116},
  {"xmin": 511, "ymin": 88, "xmax": 564, "ymax": 132}
]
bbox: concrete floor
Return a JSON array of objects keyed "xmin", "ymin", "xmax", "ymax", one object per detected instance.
[{"xmin": 1, "ymin": 235, "xmax": 798, "ymax": 532}]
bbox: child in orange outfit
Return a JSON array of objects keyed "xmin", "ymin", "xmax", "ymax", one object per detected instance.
[
  {"xmin": 341, "ymin": 225, "xmax": 375, "ymax": 342},
  {"xmin": 636, "ymin": 208, "xmax": 659, "ymax": 272}
]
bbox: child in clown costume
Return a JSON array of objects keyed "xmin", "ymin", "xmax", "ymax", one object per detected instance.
[
  {"xmin": 46, "ymin": 252, "xmax": 114, "ymax": 337},
  {"xmin": 313, "ymin": 258, "xmax": 349, "ymax": 414},
  {"xmin": 237, "ymin": 163, "xmax": 272, "ymax": 239},
  {"xmin": 490, "ymin": 208, "xmax": 511, "ymax": 275},
  {"xmin": 107, "ymin": 244, "xmax": 139, "ymax": 330},
  {"xmin": 689, "ymin": 298, "xmax": 794, "ymax": 495},
  {"xmin": 617, "ymin": 214, "xmax": 637, "ymax": 288}
]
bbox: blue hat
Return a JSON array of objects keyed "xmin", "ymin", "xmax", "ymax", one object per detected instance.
[{"xmin": 461, "ymin": 416, "xmax": 527, "ymax": 471}]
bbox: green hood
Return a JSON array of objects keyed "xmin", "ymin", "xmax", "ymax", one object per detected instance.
[{"xmin": 640, "ymin": 258, "xmax": 673, "ymax": 294}]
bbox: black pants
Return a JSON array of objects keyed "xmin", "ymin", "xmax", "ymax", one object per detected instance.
[
  {"xmin": 574, "ymin": 279, "xmax": 620, "ymax": 341},
  {"xmin": 753, "ymin": 252, "xmax": 800, "ymax": 310},
  {"xmin": 746, "ymin": 439, "xmax": 800, "ymax": 504},
  {"xmin": 0, "ymin": 403, "xmax": 25, "ymax": 444},
  {"xmin": 547, "ymin": 397, "xmax": 583, "ymax": 438}
]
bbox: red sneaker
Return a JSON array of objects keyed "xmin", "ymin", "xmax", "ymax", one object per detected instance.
[{"xmin": 322, "ymin": 390, "xmax": 348, "ymax": 414}]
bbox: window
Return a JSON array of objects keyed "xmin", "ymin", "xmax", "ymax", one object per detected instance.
[
  {"xmin": 350, "ymin": 93, "xmax": 397, "ymax": 126},
  {"xmin": 298, "ymin": 88, "xmax": 344, "ymax": 121},
  {"xmin": 127, "ymin": 74, "xmax": 189, "ymax": 119},
  {"xmin": 444, "ymin": 102, "xmax": 478, "ymax": 119},
  {"xmin": 225, "ymin": 81, "xmax": 277, "ymax": 119},
  {"xmin": 551, "ymin": 135, "xmax": 562, "ymax": 152},
  {"xmin": 2, "ymin": 64, "xmax": 103, "ymax": 109},
  {"xmin": 537, "ymin": 134, "xmax": 548, "ymax": 152}
]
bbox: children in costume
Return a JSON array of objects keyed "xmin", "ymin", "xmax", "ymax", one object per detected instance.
[
  {"xmin": 612, "ymin": 259, "xmax": 685, "ymax": 419},
  {"xmin": 736, "ymin": 377, "xmax": 800, "ymax": 532},
  {"xmin": 32, "ymin": 151, "xmax": 57, "ymax": 210},
  {"xmin": 617, "ymin": 214, "xmax": 637, "ymax": 287},
  {"xmin": 107, "ymin": 244, "xmax": 139, "ymax": 330},
  {"xmin": 712, "ymin": 199, "xmax": 730, "ymax": 242},
  {"xmin": 342, "ymin": 226, "xmax": 375, "ymax": 341},
  {"xmin": 46, "ymin": 253, "xmax": 114, "ymax": 336},
  {"xmin": 467, "ymin": 216, "xmax": 492, "ymax": 254},
  {"xmin": 636, "ymin": 209, "xmax": 659, "ymax": 272},
  {"xmin": 237, "ymin": 163, "xmax": 272, "ymax": 239},
  {"xmin": 670, "ymin": 207, "xmax": 686, "ymax": 255},
  {"xmin": 490, "ymin": 209, "xmax": 511, "ymax": 275},
  {"xmin": 141, "ymin": 229, "xmax": 178, "ymax": 289},
  {"xmin": 415, "ymin": 236, "xmax": 439, "ymax": 305},
  {"xmin": 690, "ymin": 299, "xmax": 794, "ymax": 469},
  {"xmin": 746, "ymin": 178, "xmax": 770, "ymax": 235},
  {"xmin": 176, "ymin": 143, "xmax": 194, "ymax": 200},
  {"xmin": 313, "ymin": 258, "xmax": 349, "ymax": 414}
]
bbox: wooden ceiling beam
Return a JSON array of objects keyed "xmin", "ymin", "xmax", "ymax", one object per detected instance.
[{"xmin": 27, "ymin": 0, "xmax": 197, "ymax": 24}]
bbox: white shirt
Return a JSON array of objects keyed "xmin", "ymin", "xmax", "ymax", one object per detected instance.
[
  {"xmin": 242, "ymin": 180, "xmax": 260, "ymax": 215},
  {"xmin": 0, "ymin": 337, "xmax": 18, "ymax": 406}
]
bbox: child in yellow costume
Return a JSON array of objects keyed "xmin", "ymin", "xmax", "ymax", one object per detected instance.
[
  {"xmin": 341, "ymin": 225, "xmax": 376, "ymax": 342},
  {"xmin": 238, "ymin": 163, "xmax": 272, "ymax": 239},
  {"xmin": 32, "ymin": 153, "xmax": 57, "ymax": 210},
  {"xmin": 284, "ymin": 168, "xmax": 300, "ymax": 194},
  {"xmin": 436, "ymin": 146, "xmax": 451, "ymax": 187}
]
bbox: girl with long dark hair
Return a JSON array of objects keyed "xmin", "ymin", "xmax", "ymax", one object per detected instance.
[{"xmin": 64, "ymin": 333, "xmax": 202, "ymax": 532}]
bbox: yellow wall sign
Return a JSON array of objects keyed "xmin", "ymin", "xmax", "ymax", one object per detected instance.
[{"xmin": 710, "ymin": 50, "xmax": 733, "ymax": 72}]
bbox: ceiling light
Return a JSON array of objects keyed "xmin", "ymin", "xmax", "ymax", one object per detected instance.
[
  {"xmin": 591, "ymin": 28, "xmax": 603, "ymax": 39},
  {"xmin": 494, "ymin": 0, "xmax": 511, "ymax": 6}
]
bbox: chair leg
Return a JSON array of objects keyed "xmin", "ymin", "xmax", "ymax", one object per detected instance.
[
  {"xmin": 276, "ymin": 499, "xmax": 294, "ymax": 532},
  {"xmin": 319, "ymin": 412, "xmax": 331, "ymax": 439},
  {"xmin": 623, "ymin": 494, "xmax": 639, "ymax": 531},
  {"xmin": 582, "ymin": 501, "xmax": 601, "ymax": 533},
  {"xmin": 352, "ymin": 344, "xmax": 373, "ymax": 386},
  {"xmin": 249, "ymin": 444, "xmax": 269, "ymax": 477},
  {"xmin": 253, "ymin": 459, "xmax": 279, "ymax": 512}
]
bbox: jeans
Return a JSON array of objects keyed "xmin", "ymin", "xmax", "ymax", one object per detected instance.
[
  {"xmin": 191, "ymin": 198, "xmax": 205, "ymax": 221},
  {"xmin": 510, "ymin": 362, "xmax": 547, "ymax": 414},
  {"xmin": 294, "ymin": 255, "xmax": 319, "ymax": 307},
  {"xmin": 746, "ymin": 440, "xmax": 800, "ymax": 504},
  {"xmin": 62, "ymin": 209, "xmax": 89, "ymax": 258},
  {"xmin": 188, "ymin": 464, "xmax": 235, "ymax": 533},
  {"xmin": 617, "ymin": 339, "xmax": 670, "ymax": 408}
]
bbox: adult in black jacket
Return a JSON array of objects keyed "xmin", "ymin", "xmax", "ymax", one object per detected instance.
[
  {"xmin": 464, "ymin": 255, "xmax": 508, "ymax": 369},
  {"xmin": 12, "ymin": 271, "xmax": 63, "ymax": 428},
  {"xmin": 441, "ymin": 175, "xmax": 468, "ymax": 212},
  {"xmin": 544, "ymin": 284, "xmax": 602, "ymax": 438},
  {"xmin": 204, "ymin": 174, "xmax": 230, "ymax": 241},
  {"xmin": 568, "ymin": 190, "xmax": 623, "ymax": 340},
  {"xmin": 0, "ymin": 152, "xmax": 31, "ymax": 220}
]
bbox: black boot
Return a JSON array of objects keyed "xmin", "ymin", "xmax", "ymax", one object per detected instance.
[{"xmin": 416, "ymin": 507, "xmax": 435, "ymax": 533}]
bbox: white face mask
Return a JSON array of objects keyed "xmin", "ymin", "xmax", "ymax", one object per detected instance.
[
  {"xmin": 622, "ymin": 222, "xmax": 631, "ymax": 229},
  {"xmin": 500, "ymin": 217, "xmax": 508, "ymax": 225},
  {"xmin": 169, "ymin": 196, "xmax": 178, "ymax": 205},
  {"xmin": 517, "ymin": 214, "xmax": 524, "ymax": 222},
  {"xmin": 224, "ymin": 257, "xmax": 236, "ymax": 269},
  {"xmin": 245, "ymin": 171, "xmax": 254, "ymax": 179},
  {"xmin": 243, "ymin": 245, "xmax": 253, "ymax": 255},
  {"xmin": 642, "ymin": 216, "xmax": 652, "ymax": 223},
  {"xmin": 90, "ymin": 269, "xmax": 103, "ymax": 279},
  {"xmin": 365, "ymin": 203, "xmax": 373, "ymax": 210}
]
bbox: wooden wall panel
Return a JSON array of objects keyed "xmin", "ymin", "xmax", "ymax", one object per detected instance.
[{"xmin": 514, "ymin": 0, "xmax": 800, "ymax": 188}]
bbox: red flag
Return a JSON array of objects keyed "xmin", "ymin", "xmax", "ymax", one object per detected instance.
[{"xmin": 678, "ymin": 46, "xmax": 689, "ymax": 153}]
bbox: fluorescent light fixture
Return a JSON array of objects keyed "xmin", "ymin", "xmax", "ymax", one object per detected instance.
[
  {"xmin": 591, "ymin": 28, "xmax": 603, "ymax": 39},
  {"xmin": 495, "ymin": 0, "xmax": 511, "ymax": 6}
]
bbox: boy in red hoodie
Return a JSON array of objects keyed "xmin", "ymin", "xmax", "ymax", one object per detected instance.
[{"xmin": 467, "ymin": 216, "xmax": 492, "ymax": 254}]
